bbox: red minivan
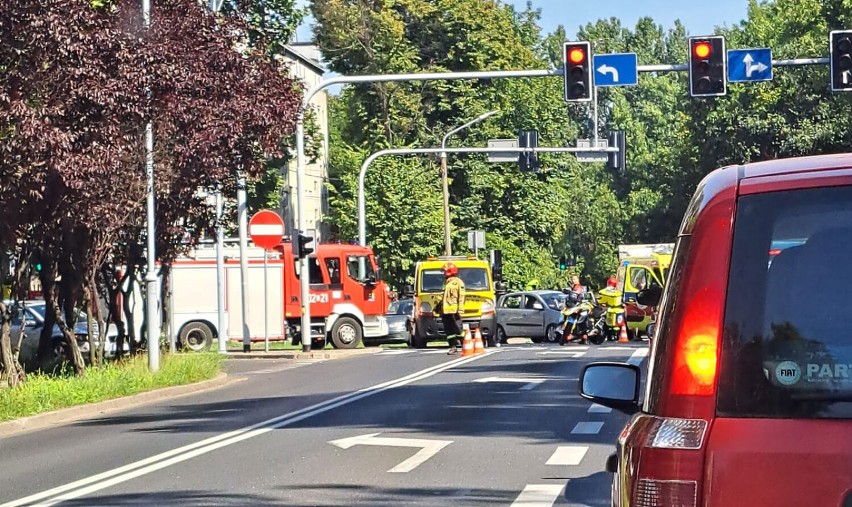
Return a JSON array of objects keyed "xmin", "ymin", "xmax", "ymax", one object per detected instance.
[{"xmin": 580, "ymin": 153, "xmax": 852, "ymax": 507}]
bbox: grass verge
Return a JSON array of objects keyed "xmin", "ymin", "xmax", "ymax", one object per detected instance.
[{"xmin": 0, "ymin": 353, "xmax": 223, "ymax": 422}]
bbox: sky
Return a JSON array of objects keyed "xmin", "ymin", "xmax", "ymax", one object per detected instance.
[{"xmin": 293, "ymin": 0, "xmax": 751, "ymax": 45}]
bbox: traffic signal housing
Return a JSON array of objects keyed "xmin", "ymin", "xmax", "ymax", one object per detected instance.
[
  {"xmin": 563, "ymin": 41, "xmax": 592, "ymax": 102},
  {"xmin": 688, "ymin": 36, "xmax": 726, "ymax": 97},
  {"xmin": 292, "ymin": 231, "xmax": 315, "ymax": 259},
  {"xmin": 559, "ymin": 255, "xmax": 568, "ymax": 271},
  {"xmin": 518, "ymin": 129, "xmax": 540, "ymax": 173},
  {"xmin": 607, "ymin": 130, "xmax": 626, "ymax": 174},
  {"xmin": 830, "ymin": 30, "xmax": 852, "ymax": 92}
]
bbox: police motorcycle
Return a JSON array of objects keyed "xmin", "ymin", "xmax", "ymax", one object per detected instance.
[{"xmin": 556, "ymin": 290, "xmax": 607, "ymax": 345}]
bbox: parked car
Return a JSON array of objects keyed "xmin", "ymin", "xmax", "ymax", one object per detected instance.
[
  {"xmin": 5, "ymin": 300, "xmax": 121, "ymax": 369},
  {"xmin": 579, "ymin": 154, "xmax": 852, "ymax": 507},
  {"xmin": 385, "ymin": 298, "xmax": 414, "ymax": 344},
  {"xmin": 495, "ymin": 290, "xmax": 567, "ymax": 344}
]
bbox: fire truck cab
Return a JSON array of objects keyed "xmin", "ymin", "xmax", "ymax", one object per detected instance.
[{"xmin": 170, "ymin": 241, "xmax": 390, "ymax": 350}]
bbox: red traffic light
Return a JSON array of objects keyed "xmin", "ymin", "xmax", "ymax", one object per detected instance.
[
  {"xmin": 693, "ymin": 42, "xmax": 712, "ymax": 59},
  {"xmin": 568, "ymin": 47, "xmax": 586, "ymax": 64}
]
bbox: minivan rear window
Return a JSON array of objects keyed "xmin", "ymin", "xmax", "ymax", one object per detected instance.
[{"xmin": 718, "ymin": 185, "xmax": 852, "ymax": 419}]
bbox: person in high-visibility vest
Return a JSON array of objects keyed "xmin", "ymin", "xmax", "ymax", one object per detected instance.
[{"xmin": 436, "ymin": 262, "xmax": 466, "ymax": 354}]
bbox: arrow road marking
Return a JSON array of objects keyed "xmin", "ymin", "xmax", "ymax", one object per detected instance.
[
  {"xmin": 743, "ymin": 53, "xmax": 768, "ymax": 78},
  {"xmin": 473, "ymin": 376, "xmax": 547, "ymax": 390},
  {"xmin": 596, "ymin": 64, "xmax": 619, "ymax": 82},
  {"xmin": 329, "ymin": 433, "xmax": 453, "ymax": 473}
]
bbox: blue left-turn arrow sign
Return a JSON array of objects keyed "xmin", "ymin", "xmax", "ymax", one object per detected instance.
[{"xmin": 593, "ymin": 53, "xmax": 638, "ymax": 87}]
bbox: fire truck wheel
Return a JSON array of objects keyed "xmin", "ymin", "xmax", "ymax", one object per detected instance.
[
  {"xmin": 330, "ymin": 317, "xmax": 362, "ymax": 349},
  {"xmin": 179, "ymin": 322, "xmax": 213, "ymax": 352}
]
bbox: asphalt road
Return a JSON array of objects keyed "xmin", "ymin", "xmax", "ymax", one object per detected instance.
[{"xmin": 0, "ymin": 341, "xmax": 649, "ymax": 507}]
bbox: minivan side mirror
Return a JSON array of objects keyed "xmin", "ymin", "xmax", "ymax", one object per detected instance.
[
  {"xmin": 579, "ymin": 362, "xmax": 641, "ymax": 413},
  {"xmin": 532, "ymin": 301, "xmax": 544, "ymax": 310},
  {"xmin": 636, "ymin": 286, "xmax": 662, "ymax": 307}
]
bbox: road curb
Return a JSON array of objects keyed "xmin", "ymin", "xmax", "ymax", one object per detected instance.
[
  {"xmin": 0, "ymin": 372, "xmax": 236, "ymax": 439},
  {"xmin": 225, "ymin": 347, "xmax": 383, "ymax": 360}
]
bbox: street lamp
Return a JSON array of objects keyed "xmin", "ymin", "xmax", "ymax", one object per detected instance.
[{"xmin": 440, "ymin": 110, "xmax": 499, "ymax": 256}]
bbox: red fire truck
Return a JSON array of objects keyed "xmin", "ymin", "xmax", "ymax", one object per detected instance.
[{"xmin": 169, "ymin": 241, "xmax": 390, "ymax": 349}]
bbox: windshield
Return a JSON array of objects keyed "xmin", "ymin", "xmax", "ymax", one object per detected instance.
[
  {"xmin": 419, "ymin": 267, "xmax": 490, "ymax": 292},
  {"xmin": 540, "ymin": 293, "xmax": 567, "ymax": 310},
  {"xmin": 28, "ymin": 303, "xmax": 86, "ymax": 324},
  {"xmin": 388, "ymin": 300, "xmax": 413, "ymax": 315}
]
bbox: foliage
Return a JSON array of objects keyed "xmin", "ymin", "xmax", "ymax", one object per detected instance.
[
  {"xmin": 0, "ymin": 353, "xmax": 222, "ymax": 422},
  {"xmin": 0, "ymin": 0, "xmax": 301, "ymax": 380},
  {"xmin": 316, "ymin": 0, "xmax": 852, "ymax": 294}
]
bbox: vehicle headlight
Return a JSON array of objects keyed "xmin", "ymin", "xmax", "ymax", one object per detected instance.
[
  {"xmin": 481, "ymin": 300, "xmax": 495, "ymax": 313},
  {"xmin": 419, "ymin": 302, "xmax": 432, "ymax": 314}
]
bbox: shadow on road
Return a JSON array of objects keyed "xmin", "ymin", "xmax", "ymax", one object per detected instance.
[
  {"xmin": 58, "ymin": 490, "xmax": 282, "ymax": 506},
  {"xmin": 275, "ymin": 483, "xmax": 516, "ymax": 506}
]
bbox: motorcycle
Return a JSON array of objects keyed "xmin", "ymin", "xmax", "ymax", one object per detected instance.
[{"xmin": 556, "ymin": 293, "xmax": 607, "ymax": 345}]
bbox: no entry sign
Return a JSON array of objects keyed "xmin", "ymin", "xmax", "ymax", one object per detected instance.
[{"xmin": 248, "ymin": 210, "xmax": 285, "ymax": 250}]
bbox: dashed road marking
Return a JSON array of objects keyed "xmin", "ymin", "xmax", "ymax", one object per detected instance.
[
  {"xmin": 571, "ymin": 421, "xmax": 604, "ymax": 434},
  {"xmin": 546, "ymin": 446, "xmax": 589, "ymax": 466},
  {"xmin": 511, "ymin": 484, "xmax": 564, "ymax": 507},
  {"xmin": 587, "ymin": 403, "xmax": 612, "ymax": 414},
  {"xmin": 627, "ymin": 347, "xmax": 649, "ymax": 366}
]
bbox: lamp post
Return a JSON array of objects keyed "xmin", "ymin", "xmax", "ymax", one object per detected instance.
[{"xmin": 439, "ymin": 110, "xmax": 498, "ymax": 256}]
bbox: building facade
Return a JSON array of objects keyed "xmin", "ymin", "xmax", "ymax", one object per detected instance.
[{"xmin": 281, "ymin": 43, "xmax": 330, "ymax": 242}]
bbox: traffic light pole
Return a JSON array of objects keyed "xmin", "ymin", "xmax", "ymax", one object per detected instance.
[
  {"xmin": 356, "ymin": 146, "xmax": 617, "ymax": 247},
  {"xmin": 294, "ymin": 53, "xmax": 832, "ymax": 351}
]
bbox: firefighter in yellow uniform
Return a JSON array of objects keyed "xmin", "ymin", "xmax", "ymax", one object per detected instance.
[{"xmin": 437, "ymin": 262, "xmax": 466, "ymax": 354}]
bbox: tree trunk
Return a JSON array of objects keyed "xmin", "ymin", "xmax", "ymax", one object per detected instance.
[
  {"xmin": 0, "ymin": 302, "xmax": 25, "ymax": 388},
  {"xmin": 36, "ymin": 263, "xmax": 58, "ymax": 362},
  {"xmin": 90, "ymin": 274, "xmax": 107, "ymax": 363},
  {"xmin": 123, "ymin": 259, "xmax": 138, "ymax": 354},
  {"xmin": 104, "ymin": 265, "xmax": 127, "ymax": 360},
  {"xmin": 83, "ymin": 284, "xmax": 98, "ymax": 367},
  {"xmin": 50, "ymin": 296, "xmax": 86, "ymax": 376},
  {"xmin": 160, "ymin": 263, "xmax": 172, "ymax": 352}
]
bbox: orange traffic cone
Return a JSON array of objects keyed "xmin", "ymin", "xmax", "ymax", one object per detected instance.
[
  {"xmin": 473, "ymin": 328, "xmax": 485, "ymax": 355},
  {"xmin": 618, "ymin": 323, "xmax": 630, "ymax": 343},
  {"xmin": 461, "ymin": 326, "xmax": 475, "ymax": 357}
]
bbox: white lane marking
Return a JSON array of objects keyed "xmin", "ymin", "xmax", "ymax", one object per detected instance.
[
  {"xmin": 587, "ymin": 403, "xmax": 612, "ymax": 414},
  {"xmin": 3, "ymin": 353, "xmax": 487, "ymax": 507},
  {"xmin": 537, "ymin": 350, "xmax": 585, "ymax": 357},
  {"xmin": 627, "ymin": 347, "xmax": 650, "ymax": 366},
  {"xmin": 511, "ymin": 484, "xmax": 564, "ymax": 507},
  {"xmin": 379, "ymin": 350, "xmax": 415, "ymax": 355},
  {"xmin": 546, "ymin": 446, "xmax": 589, "ymax": 466},
  {"xmin": 571, "ymin": 422, "xmax": 604, "ymax": 434},
  {"xmin": 329, "ymin": 433, "xmax": 453, "ymax": 473},
  {"xmin": 473, "ymin": 376, "xmax": 547, "ymax": 391}
]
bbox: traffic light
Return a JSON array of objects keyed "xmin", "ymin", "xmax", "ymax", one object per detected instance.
[
  {"xmin": 518, "ymin": 129, "xmax": 540, "ymax": 173},
  {"xmin": 292, "ymin": 231, "xmax": 315, "ymax": 259},
  {"xmin": 559, "ymin": 256, "xmax": 568, "ymax": 271},
  {"xmin": 830, "ymin": 30, "xmax": 852, "ymax": 92},
  {"xmin": 298, "ymin": 233, "xmax": 314, "ymax": 258},
  {"xmin": 563, "ymin": 41, "xmax": 592, "ymax": 102},
  {"xmin": 688, "ymin": 36, "xmax": 726, "ymax": 97},
  {"xmin": 607, "ymin": 130, "xmax": 626, "ymax": 174}
]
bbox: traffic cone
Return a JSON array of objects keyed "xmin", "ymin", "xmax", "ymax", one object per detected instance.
[
  {"xmin": 618, "ymin": 323, "xmax": 629, "ymax": 343},
  {"xmin": 473, "ymin": 328, "xmax": 485, "ymax": 355},
  {"xmin": 461, "ymin": 326, "xmax": 475, "ymax": 357}
]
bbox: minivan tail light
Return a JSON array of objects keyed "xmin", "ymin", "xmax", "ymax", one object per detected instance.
[{"xmin": 647, "ymin": 418, "xmax": 708, "ymax": 449}]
